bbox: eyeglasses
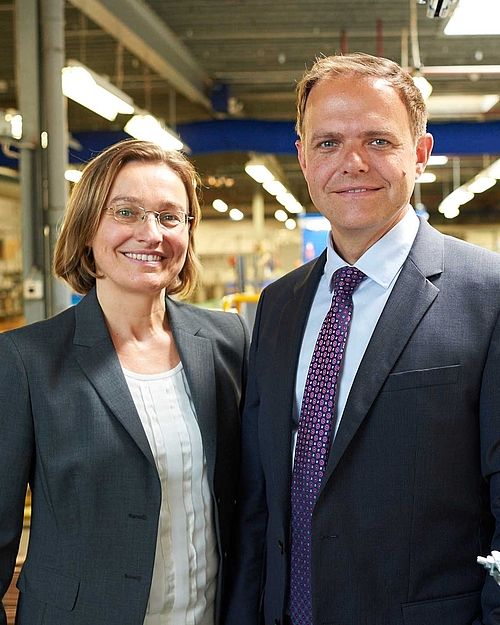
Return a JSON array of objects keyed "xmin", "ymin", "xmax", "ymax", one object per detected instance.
[{"xmin": 105, "ymin": 204, "xmax": 194, "ymax": 229}]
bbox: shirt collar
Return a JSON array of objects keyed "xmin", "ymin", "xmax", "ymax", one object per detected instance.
[{"xmin": 325, "ymin": 206, "xmax": 420, "ymax": 291}]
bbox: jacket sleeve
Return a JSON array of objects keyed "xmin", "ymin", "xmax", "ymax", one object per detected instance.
[
  {"xmin": 0, "ymin": 334, "xmax": 34, "ymax": 625},
  {"xmin": 478, "ymin": 309, "xmax": 500, "ymax": 624},
  {"xmin": 224, "ymin": 292, "xmax": 268, "ymax": 625}
]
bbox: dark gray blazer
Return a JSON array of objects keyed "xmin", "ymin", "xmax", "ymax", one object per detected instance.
[
  {"xmin": 226, "ymin": 219, "xmax": 500, "ymax": 625},
  {"xmin": 0, "ymin": 288, "xmax": 248, "ymax": 625}
]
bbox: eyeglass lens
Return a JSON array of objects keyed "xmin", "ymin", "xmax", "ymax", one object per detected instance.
[{"xmin": 108, "ymin": 204, "xmax": 190, "ymax": 228}]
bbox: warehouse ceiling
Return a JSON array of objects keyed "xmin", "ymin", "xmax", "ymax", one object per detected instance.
[{"xmin": 1, "ymin": 0, "xmax": 500, "ymax": 228}]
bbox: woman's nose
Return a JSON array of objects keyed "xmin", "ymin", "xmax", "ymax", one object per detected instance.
[{"xmin": 136, "ymin": 213, "xmax": 163, "ymax": 240}]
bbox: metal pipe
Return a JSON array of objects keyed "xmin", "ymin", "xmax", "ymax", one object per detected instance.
[
  {"xmin": 15, "ymin": 0, "xmax": 45, "ymax": 322},
  {"xmin": 40, "ymin": 0, "xmax": 72, "ymax": 315}
]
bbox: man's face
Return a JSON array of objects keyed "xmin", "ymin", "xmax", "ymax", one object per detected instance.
[{"xmin": 296, "ymin": 75, "xmax": 433, "ymax": 258}]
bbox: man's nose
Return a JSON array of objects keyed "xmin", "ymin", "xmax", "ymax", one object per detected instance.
[{"xmin": 342, "ymin": 147, "xmax": 369, "ymax": 173}]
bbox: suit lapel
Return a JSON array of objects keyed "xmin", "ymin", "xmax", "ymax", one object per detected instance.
[
  {"xmin": 323, "ymin": 220, "xmax": 444, "ymax": 482},
  {"xmin": 166, "ymin": 298, "xmax": 218, "ymax": 488},
  {"xmin": 266, "ymin": 253, "xmax": 327, "ymax": 499},
  {"xmin": 73, "ymin": 289, "xmax": 156, "ymax": 466}
]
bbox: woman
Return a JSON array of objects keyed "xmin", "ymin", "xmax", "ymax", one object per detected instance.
[{"xmin": 0, "ymin": 139, "xmax": 248, "ymax": 625}]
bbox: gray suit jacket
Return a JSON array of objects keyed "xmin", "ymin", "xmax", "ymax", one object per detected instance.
[
  {"xmin": 0, "ymin": 288, "xmax": 248, "ymax": 625},
  {"xmin": 226, "ymin": 219, "xmax": 500, "ymax": 625}
]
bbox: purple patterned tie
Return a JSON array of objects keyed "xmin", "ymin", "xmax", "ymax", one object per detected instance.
[{"xmin": 290, "ymin": 266, "xmax": 366, "ymax": 625}]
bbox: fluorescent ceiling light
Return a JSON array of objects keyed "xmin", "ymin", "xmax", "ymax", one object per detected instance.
[
  {"xmin": 274, "ymin": 209, "xmax": 288, "ymax": 222},
  {"xmin": 124, "ymin": 114, "xmax": 184, "ymax": 151},
  {"xmin": 212, "ymin": 199, "xmax": 228, "ymax": 212},
  {"xmin": 412, "ymin": 75, "xmax": 433, "ymax": 101},
  {"xmin": 443, "ymin": 205, "xmax": 460, "ymax": 219},
  {"xmin": 448, "ymin": 187, "xmax": 474, "ymax": 205},
  {"xmin": 285, "ymin": 218, "xmax": 297, "ymax": 230},
  {"xmin": 428, "ymin": 155, "xmax": 448, "ymax": 165},
  {"xmin": 4, "ymin": 111, "xmax": 22, "ymax": 139},
  {"xmin": 416, "ymin": 172, "xmax": 437, "ymax": 183},
  {"xmin": 467, "ymin": 175, "xmax": 496, "ymax": 193},
  {"xmin": 444, "ymin": 0, "xmax": 500, "ymax": 35},
  {"xmin": 65, "ymin": 169, "xmax": 82, "ymax": 183},
  {"xmin": 245, "ymin": 163, "xmax": 275, "ymax": 184},
  {"xmin": 438, "ymin": 195, "xmax": 460, "ymax": 214},
  {"xmin": 276, "ymin": 191, "xmax": 296, "ymax": 207},
  {"xmin": 287, "ymin": 201, "xmax": 304, "ymax": 214},
  {"xmin": 62, "ymin": 60, "xmax": 134, "ymax": 121},
  {"xmin": 426, "ymin": 0, "xmax": 458, "ymax": 18},
  {"xmin": 263, "ymin": 180, "xmax": 287, "ymax": 196},
  {"xmin": 229, "ymin": 208, "xmax": 244, "ymax": 221},
  {"xmin": 427, "ymin": 94, "xmax": 499, "ymax": 116},
  {"xmin": 487, "ymin": 159, "xmax": 500, "ymax": 179}
]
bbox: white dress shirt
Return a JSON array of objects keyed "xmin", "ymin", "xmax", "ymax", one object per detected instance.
[
  {"xmin": 294, "ymin": 208, "xmax": 420, "ymax": 442},
  {"xmin": 124, "ymin": 363, "xmax": 217, "ymax": 625}
]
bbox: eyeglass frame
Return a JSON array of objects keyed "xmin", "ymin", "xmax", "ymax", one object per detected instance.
[{"xmin": 104, "ymin": 204, "xmax": 194, "ymax": 229}]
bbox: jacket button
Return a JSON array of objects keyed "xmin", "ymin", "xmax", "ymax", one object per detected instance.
[
  {"xmin": 278, "ymin": 540, "xmax": 284, "ymax": 554},
  {"xmin": 274, "ymin": 620, "xmax": 280, "ymax": 625}
]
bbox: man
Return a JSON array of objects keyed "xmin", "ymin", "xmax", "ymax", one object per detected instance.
[{"xmin": 225, "ymin": 53, "xmax": 500, "ymax": 625}]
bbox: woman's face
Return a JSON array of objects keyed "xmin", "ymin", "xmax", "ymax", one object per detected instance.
[{"xmin": 90, "ymin": 161, "xmax": 190, "ymax": 300}]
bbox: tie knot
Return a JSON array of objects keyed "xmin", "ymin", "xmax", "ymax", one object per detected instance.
[{"xmin": 331, "ymin": 266, "xmax": 366, "ymax": 296}]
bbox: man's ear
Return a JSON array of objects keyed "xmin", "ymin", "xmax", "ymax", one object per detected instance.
[
  {"xmin": 296, "ymin": 138, "xmax": 307, "ymax": 175},
  {"xmin": 415, "ymin": 133, "xmax": 434, "ymax": 178}
]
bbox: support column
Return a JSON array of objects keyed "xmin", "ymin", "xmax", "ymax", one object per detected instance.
[
  {"xmin": 15, "ymin": 0, "xmax": 45, "ymax": 322},
  {"xmin": 40, "ymin": 0, "xmax": 72, "ymax": 315},
  {"xmin": 252, "ymin": 187, "xmax": 265, "ymax": 241}
]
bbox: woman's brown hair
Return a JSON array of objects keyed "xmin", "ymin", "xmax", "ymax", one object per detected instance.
[{"xmin": 53, "ymin": 139, "xmax": 202, "ymax": 298}]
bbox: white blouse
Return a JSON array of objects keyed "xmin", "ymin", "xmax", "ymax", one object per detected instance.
[{"xmin": 123, "ymin": 363, "xmax": 217, "ymax": 625}]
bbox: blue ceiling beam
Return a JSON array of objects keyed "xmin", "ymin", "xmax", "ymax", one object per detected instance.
[{"xmin": 1, "ymin": 119, "xmax": 499, "ymax": 170}]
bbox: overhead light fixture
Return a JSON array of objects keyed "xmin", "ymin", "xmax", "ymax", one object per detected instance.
[
  {"xmin": 62, "ymin": 60, "xmax": 134, "ymax": 121},
  {"xmin": 466, "ymin": 175, "xmax": 496, "ymax": 194},
  {"xmin": 427, "ymin": 94, "xmax": 500, "ymax": 117},
  {"xmin": 285, "ymin": 218, "xmax": 297, "ymax": 230},
  {"xmin": 1, "ymin": 110, "xmax": 23, "ymax": 140},
  {"xmin": 416, "ymin": 172, "xmax": 437, "ymax": 183},
  {"xmin": 244, "ymin": 162, "xmax": 275, "ymax": 184},
  {"xmin": 412, "ymin": 75, "xmax": 433, "ymax": 100},
  {"xmin": 229, "ymin": 208, "xmax": 244, "ymax": 221},
  {"xmin": 65, "ymin": 169, "xmax": 82, "ymax": 183},
  {"xmin": 274, "ymin": 209, "xmax": 288, "ymax": 222},
  {"xmin": 438, "ymin": 157, "xmax": 499, "ymax": 219},
  {"xmin": 444, "ymin": 0, "xmax": 500, "ymax": 35},
  {"xmin": 428, "ymin": 155, "xmax": 449, "ymax": 165},
  {"xmin": 486, "ymin": 158, "xmax": 500, "ymax": 179},
  {"xmin": 245, "ymin": 156, "xmax": 304, "ymax": 217},
  {"xmin": 426, "ymin": 0, "xmax": 458, "ymax": 18},
  {"xmin": 212, "ymin": 199, "xmax": 228, "ymax": 212},
  {"xmin": 443, "ymin": 204, "xmax": 461, "ymax": 219},
  {"xmin": 276, "ymin": 191, "xmax": 296, "ymax": 208},
  {"xmin": 438, "ymin": 187, "xmax": 474, "ymax": 217},
  {"xmin": 263, "ymin": 180, "xmax": 287, "ymax": 196},
  {"xmin": 124, "ymin": 112, "xmax": 184, "ymax": 151}
]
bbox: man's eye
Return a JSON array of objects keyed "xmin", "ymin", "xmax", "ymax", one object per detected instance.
[
  {"xmin": 371, "ymin": 139, "xmax": 390, "ymax": 146},
  {"xmin": 319, "ymin": 140, "xmax": 338, "ymax": 148}
]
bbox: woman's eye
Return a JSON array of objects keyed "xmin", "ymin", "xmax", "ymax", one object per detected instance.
[
  {"xmin": 159, "ymin": 213, "xmax": 180, "ymax": 223},
  {"xmin": 117, "ymin": 208, "xmax": 135, "ymax": 217}
]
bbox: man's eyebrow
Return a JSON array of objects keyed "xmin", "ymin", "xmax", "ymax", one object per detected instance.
[
  {"xmin": 308, "ymin": 131, "xmax": 343, "ymax": 142},
  {"xmin": 361, "ymin": 129, "xmax": 399, "ymax": 140}
]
